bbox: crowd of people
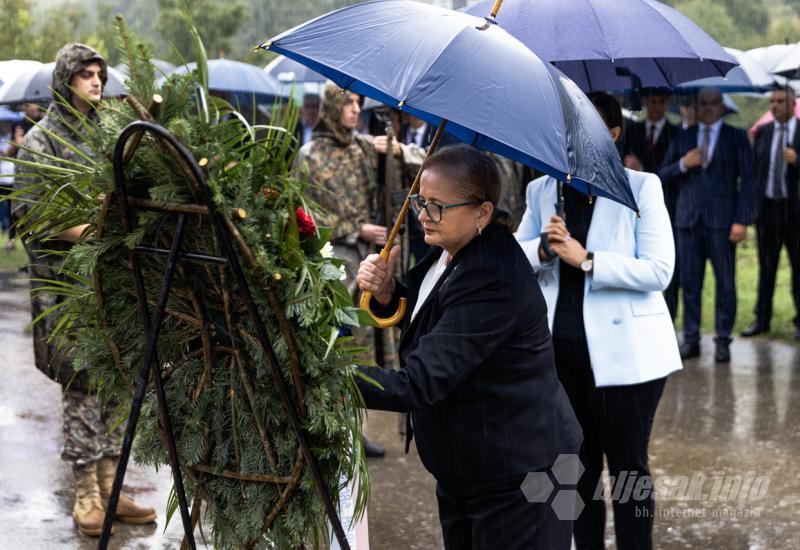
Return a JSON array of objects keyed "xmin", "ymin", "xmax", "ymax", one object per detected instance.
[{"xmin": 3, "ymin": 40, "xmax": 799, "ymax": 549}]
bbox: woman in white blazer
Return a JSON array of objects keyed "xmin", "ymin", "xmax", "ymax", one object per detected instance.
[{"xmin": 516, "ymin": 93, "xmax": 681, "ymax": 550}]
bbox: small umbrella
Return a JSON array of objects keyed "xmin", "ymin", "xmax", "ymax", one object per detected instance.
[
  {"xmin": 747, "ymin": 44, "xmax": 795, "ymax": 73},
  {"xmin": 0, "ymin": 62, "xmax": 128, "ymax": 104},
  {"xmin": 0, "ymin": 106, "xmax": 22, "ymax": 123},
  {"xmin": 259, "ymin": 0, "xmax": 635, "ymax": 326},
  {"xmin": 264, "ymin": 55, "xmax": 326, "ymax": 84},
  {"xmin": 464, "ymin": 0, "xmax": 738, "ymax": 92},
  {"xmin": 0, "ymin": 60, "xmax": 43, "ymax": 88},
  {"xmin": 166, "ymin": 59, "xmax": 286, "ymax": 103},
  {"xmin": 675, "ymin": 48, "xmax": 778, "ymax": 94},
  {"xmin": 769, "ymin": 43, "xmax": 800, "ymax": 78}
]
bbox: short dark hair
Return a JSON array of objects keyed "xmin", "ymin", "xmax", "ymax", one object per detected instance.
[
  {"xmin": 421, "ymin": 144, "xmax": 514, "ymax": 231},
  {"xmin": 587, "ymin": 91, "xmax": 624, "ymax": 130}
]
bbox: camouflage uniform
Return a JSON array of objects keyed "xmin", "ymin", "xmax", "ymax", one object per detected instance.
[
  {"xmin": 15, "ymin": 44, "xmax": 120, "ymax": 465},
  {"xmin": 294, "ymin": 82, "xmax": 424, "ymax": 296}
]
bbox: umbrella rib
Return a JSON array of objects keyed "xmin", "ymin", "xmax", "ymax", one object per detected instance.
[{"xmin": 653, "ymin": 59, "xmax": 671, "ymax": 87}]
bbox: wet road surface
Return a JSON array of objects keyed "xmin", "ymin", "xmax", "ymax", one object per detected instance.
[{"xmin": 0, "ymin": 269, "xmax": 798, "ymax": 548}]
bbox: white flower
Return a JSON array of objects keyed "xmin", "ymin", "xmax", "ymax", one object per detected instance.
[
  {"xmin": 321, "ymin": 241, "xmax": 334, "ymax": 258},
  {"xmin": 338, "ymin": 264, "xmax": 347, "ymax": 281}
]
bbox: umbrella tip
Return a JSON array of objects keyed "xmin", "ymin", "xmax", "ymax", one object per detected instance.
[
  {"xmin": 398, "ymin": 100, "xmax": 405, "ymax": 108},
  {"xmin": 636, "ymin": 210, "xmax": 641, "ymax": 219},
  {"xmin": 255, "ymin": 41, "xmax": 271, "ymax": 51}
]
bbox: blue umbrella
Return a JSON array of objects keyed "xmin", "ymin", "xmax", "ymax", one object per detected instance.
[
  {"xmin": 168, "ymin": 59, "xmax": 287, "ymax": 103},
  {"xmin": 264, "ymin": 55, "xmax": 326, "ymax": 84},
  {"xmin": 0, "ymin": 62, "xmax": 128, "ymax": 104},
  {"xmin": 464, "ymin": 0, "xmax": 738, "ymax": 93},
  {"xmin": 0, "ymin": 107, "xmax": 22, "ymax": 123},
  {"xmin": 259, "ymin": 0, "xmax": 635, "ymax": 326},
  {"xmin": 259, "ymin": 0, "xmax": 634, "ymax": 211}
]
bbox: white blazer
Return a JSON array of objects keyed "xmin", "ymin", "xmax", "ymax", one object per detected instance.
[{"xmin": 516, "ymin": 169, "xmax": 682, "ymax": 387}]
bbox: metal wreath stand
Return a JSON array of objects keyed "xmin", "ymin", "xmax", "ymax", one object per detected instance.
[{"xmin": 96, "ymin": 104, "xmax": 350, "ymax": 549}]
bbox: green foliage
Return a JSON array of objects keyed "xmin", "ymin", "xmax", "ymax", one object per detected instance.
[
  {"xmin": 156, "ymin": 0, "xmax": 246, "ymax": 62},
  {"xmin": 9, "ymin": 18, "xmax": 370, "ymax": 548}
]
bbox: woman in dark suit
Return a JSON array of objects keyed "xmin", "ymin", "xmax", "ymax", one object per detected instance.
[{"xmin": 356, "ymin": 145, "xmax": 582, "ymax": 549}]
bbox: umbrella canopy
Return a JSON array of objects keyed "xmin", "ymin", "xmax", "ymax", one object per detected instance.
[
  {"xmin": 261, "ymin": 0, "xmax": 635, "ymax": 211},
  {"xmin": 464, "ymin": 0, "xmax": 738, "ymax": 92},
  {"xmin": 675, "ymin": 48, "xmax": 778, "ymax": 94},
  {"xmin": 769, "ymin": 43, "xmax": 800, "ymax": 78},
  {"xmin": 0, "ymin": 106, "xmax": 22, "ymax": 122},
  {"xmin": 0, "ymin": 60, "xmax": 43, "ymax": 88},
  {"xmin": 167, "ymin": 59, "xmax": 286, "ymax": 102},
  {"xmin": 264, "ymin": 55, "xmax": 326, "ymax": 84},
  {"xmin": 746, "ymin": 44, "xmax": 795, "ymax": 73},
  {"xmin": 0, "ymin": 62, "xmax": 127, "ymax": 104}
]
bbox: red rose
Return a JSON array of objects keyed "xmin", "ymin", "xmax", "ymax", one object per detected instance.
[{"xmin": 296, "ymin": 207, "xmax": 316, "ymax": 235}]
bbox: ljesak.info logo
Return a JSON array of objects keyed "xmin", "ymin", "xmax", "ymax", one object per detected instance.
[{"xmin": 520, "ymin": 454, "xmax": 770, "ymax": 521}]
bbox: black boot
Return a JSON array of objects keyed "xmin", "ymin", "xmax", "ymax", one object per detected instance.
[
  {"xmin": 679, "ymin": 341, "xmax": 700, "ymax": 360},
  {"xmin": 714, "ymin": 338, "xmax": 731, "ymax": 363},
  {"xmin": 363, "ymin": 437, "xmax": 385, "ymax": 458}
]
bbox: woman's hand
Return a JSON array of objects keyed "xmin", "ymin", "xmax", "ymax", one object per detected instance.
[
  {"xmin": 357, "ymin": 245, "xmax": 400, "ymax": 305},
  {"xmin": 544, "ymin": 215, "xmax": 587, "ymax": 268},
  {"xmin": 359, "ymin": 223, "xmax": 388, "ymax": 245}
]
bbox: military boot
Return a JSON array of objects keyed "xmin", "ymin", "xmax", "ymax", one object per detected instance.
[
  {"xmin": 73, "ymin": 463, "xmax": 112, "ymax": 537},
  {"xmin": 97, "ymin": 457, "xmax": 157, "ymax": 524}
]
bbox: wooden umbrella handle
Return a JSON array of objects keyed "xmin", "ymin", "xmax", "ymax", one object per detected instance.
[
  {"xmin": 359, "ymin": 119, "xmax": 448, "ymax": 327},
  {"xmin": 490, "ymin": 0, "xmax": 504, "ymax": 18}
]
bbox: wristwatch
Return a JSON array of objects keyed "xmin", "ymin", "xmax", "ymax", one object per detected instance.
[{"xmin": 580, "ymin": 252, "xmax": 594, "ymax": 273}]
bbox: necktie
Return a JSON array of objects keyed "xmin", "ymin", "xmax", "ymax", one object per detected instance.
[
  {"xmin": 701, "ymin": 125, "xmax": 711, "ymax": 169},
  {"xmin": 771, "ymin": 124, "xmax": 786, "ymax": 200},
  {"xmin": 646, "ymin": 124, "xmax": 654, "ymax": 153}
]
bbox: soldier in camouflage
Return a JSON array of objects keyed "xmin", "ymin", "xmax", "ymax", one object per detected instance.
[
  {"xmin": 294, "ymin": 82, "xmax": 424, "ymax": 456},
  {"xmin": 15, "ymin": 43, "xmax": 156, "ymax": 537}
]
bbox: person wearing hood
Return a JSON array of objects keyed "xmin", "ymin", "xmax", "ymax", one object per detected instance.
[
  {"xmin": 15, "ymin": 43, "xmax": 157, "ymax": 537},
  {"xmin": 293, "ymin": 82, "xmax": 424, "ymax": 459}
]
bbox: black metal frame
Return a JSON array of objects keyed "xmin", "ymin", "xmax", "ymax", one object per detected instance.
[{"xmin": 99, "ymin": 121, "xmax": 350, "ymax": 549}]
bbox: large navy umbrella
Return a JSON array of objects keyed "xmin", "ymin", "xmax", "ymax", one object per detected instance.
[
  {"xmin": 259, "ymin": 0, "xmax": 635, "ymax": 327},
  {"xmin": 0, "ymin": 62, "xmax": 128, "ymax": 104},
  {"xmin": 465, "ymin": 0, "xmax": 738, "ymax": 92},
  {"xmin": 260, "ymin": 0, "xmax": 634, "ymax": 211},
  {"xmin": 167, "ymin": 59, "xmax": 287, "ymax": 103}
]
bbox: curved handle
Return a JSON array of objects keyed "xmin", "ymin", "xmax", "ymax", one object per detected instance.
[{"xmin": 359, "ymin": 249, "xmax": 407, "ymax": 328}]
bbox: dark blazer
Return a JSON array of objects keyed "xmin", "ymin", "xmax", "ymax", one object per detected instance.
[
  {"xmin": 625, "ymin": 119, "xmax": 679, "ymax": 217},
  {"xmin": 753, "ymin": 120, "xmax": 800, "ymax": 216},
  {"xmin": 357, "ymin": 223, "xmax": 582, "ymax": 481},
  {"xmin": 658, "ymin": 122, "xmax": 756, "ymax": 230}
]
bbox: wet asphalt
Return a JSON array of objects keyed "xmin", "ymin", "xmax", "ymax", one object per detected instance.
[{"xmin": 0, "ymin": 269, "xmax": 797, "ymax": 549}]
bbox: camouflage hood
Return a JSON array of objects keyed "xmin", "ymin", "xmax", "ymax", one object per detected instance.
[
  {"xmin": 313, "ymin": 81, "xmax": 357, "ymax": 146},
  {"xmin": 51, "ymin": 43, "xmax": 107, "ymax": 106}
]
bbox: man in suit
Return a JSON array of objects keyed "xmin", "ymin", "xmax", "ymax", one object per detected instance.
[
  {"xmin": 624, "ymin": 90, "xmax": 681, "ymax": 319},
  {"xmin": 659, "ymin": 87, "xmax": 756, "ymax": 362},
  {"xmin": 741, "ymin": 88, "xmax": 800, "ymax": 340},
  {"xmin": 296, "ymin": 92, "xmax": 320, "ymax": 146}
]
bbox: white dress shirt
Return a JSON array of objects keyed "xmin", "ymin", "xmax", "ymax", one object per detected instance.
[
  {"xmin": 645, "ymin": 118, "xmax": 667, "ymax": 145},
  {"xmin": 679, "ymin": 118, "xmax": 723, "ymax": 173},
  {"xmin": 406, "ymin": 123, "xmax": 428, "ymax": 147},
  {"xmin": 410, "ymin": 250, "xmax": 449, "ymax": 322},
  {"xmin": 766, "ymin": 118, "xmax": 796, "ymax": 199}
]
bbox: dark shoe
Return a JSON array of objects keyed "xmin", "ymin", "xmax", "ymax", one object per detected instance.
[
  {"xmin": 714, "ymin": 340, "xmax": 731, "ymax": 363},
  {"xmin": 679, "ymin": 341, "xmax": 700, "ymax": 360},
  {"xmin": 363, "ymin": 437, "xmax": 385, "ymax": 458},
  {"xmin": 740, "ymin": 321, "xmax": 769, "ymax": 337}
]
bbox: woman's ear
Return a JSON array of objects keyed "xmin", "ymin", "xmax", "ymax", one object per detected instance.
[
  {"xmin": 479, "ymin": 201, "xmax": 494, "ymax": 222},
  {"xmin": 610, "ymin": 126, "xmax": 622, "ymax": 143}
]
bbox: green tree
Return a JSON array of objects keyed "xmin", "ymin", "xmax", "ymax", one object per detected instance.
[
  {"xmin": 156, "ymin": 0, "xmax": 246, "ymax": 62},
  {"xmin": 674, "ymin": 0, "xmax": 740, "ymax": 47}
]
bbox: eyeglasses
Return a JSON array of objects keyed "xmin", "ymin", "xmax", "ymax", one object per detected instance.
[
  {"xmin": 698, "ymin": 99, "xmax": 722, "ymax": 107},
  {"xmin": 409, "ymin": 194, "xmax": 483, "ymax": 223}
]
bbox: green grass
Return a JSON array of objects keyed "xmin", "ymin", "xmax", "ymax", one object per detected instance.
[
  {"xmin": 677, "ymin": 228, "xmax": 798, "ymax": 344},
  {"xmin": 0, "ymin": 233, "xmax": 28, "ymax": 272}
]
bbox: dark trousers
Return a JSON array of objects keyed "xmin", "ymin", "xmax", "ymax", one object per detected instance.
[
  {"xmin": 678, "ymin": 224, "xmax": 737, "ymax": 344},
  {"xmin": 0, "ymin": 185, "xmax": 12, "ymax": 236},
  {"xmin": 754, "ymin": 199, "xmax": 800, "ymax": 328},
  {"xmin": 436, "ymin": 474, "xmax": 573, "ymax": 550},
  {"xmin": 553, "ymin": 337, "xmax": 666, "ymax": 550}
]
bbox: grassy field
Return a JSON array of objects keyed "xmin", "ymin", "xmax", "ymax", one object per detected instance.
[{"xmin": 1, "ymin": 230, "xmax": 797, "ymax": 342}]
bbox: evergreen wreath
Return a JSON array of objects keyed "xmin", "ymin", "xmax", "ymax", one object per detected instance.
[{"xmin": 9, "ymin": 17, "xmax": 373, "ymax": 548}]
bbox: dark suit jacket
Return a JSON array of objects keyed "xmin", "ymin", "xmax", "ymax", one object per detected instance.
[
  {"xmin": 625, "ymin": 119, "xmax": 679, "ymax": 217},
  {"xmin": 357, "ymin": 223, "xmax": 582, "ymax": 481},
  {"xmin": 753, "ymin": 120, "xmax": 800, "ymax": 217},
  {"xmin": 658, "ymin": 122, "xmax": 756, "ymax": 230}
]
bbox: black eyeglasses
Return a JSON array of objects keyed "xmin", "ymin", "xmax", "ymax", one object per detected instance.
[{"xmin": 409, "ymin": 194, "xmax": 483, "ymax": 223}]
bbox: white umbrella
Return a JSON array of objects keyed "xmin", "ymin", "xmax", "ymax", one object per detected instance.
[
  {"xmin": 0, "ymin": 60, "xmax": 43, "ymax": 87},
  {"xmin": 0, "ymin": 62, "xmax": 127, "ymax": 104},
  {"xmin": 746, "ymin": 44, "xmax": 796, "ymax": 73}
]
